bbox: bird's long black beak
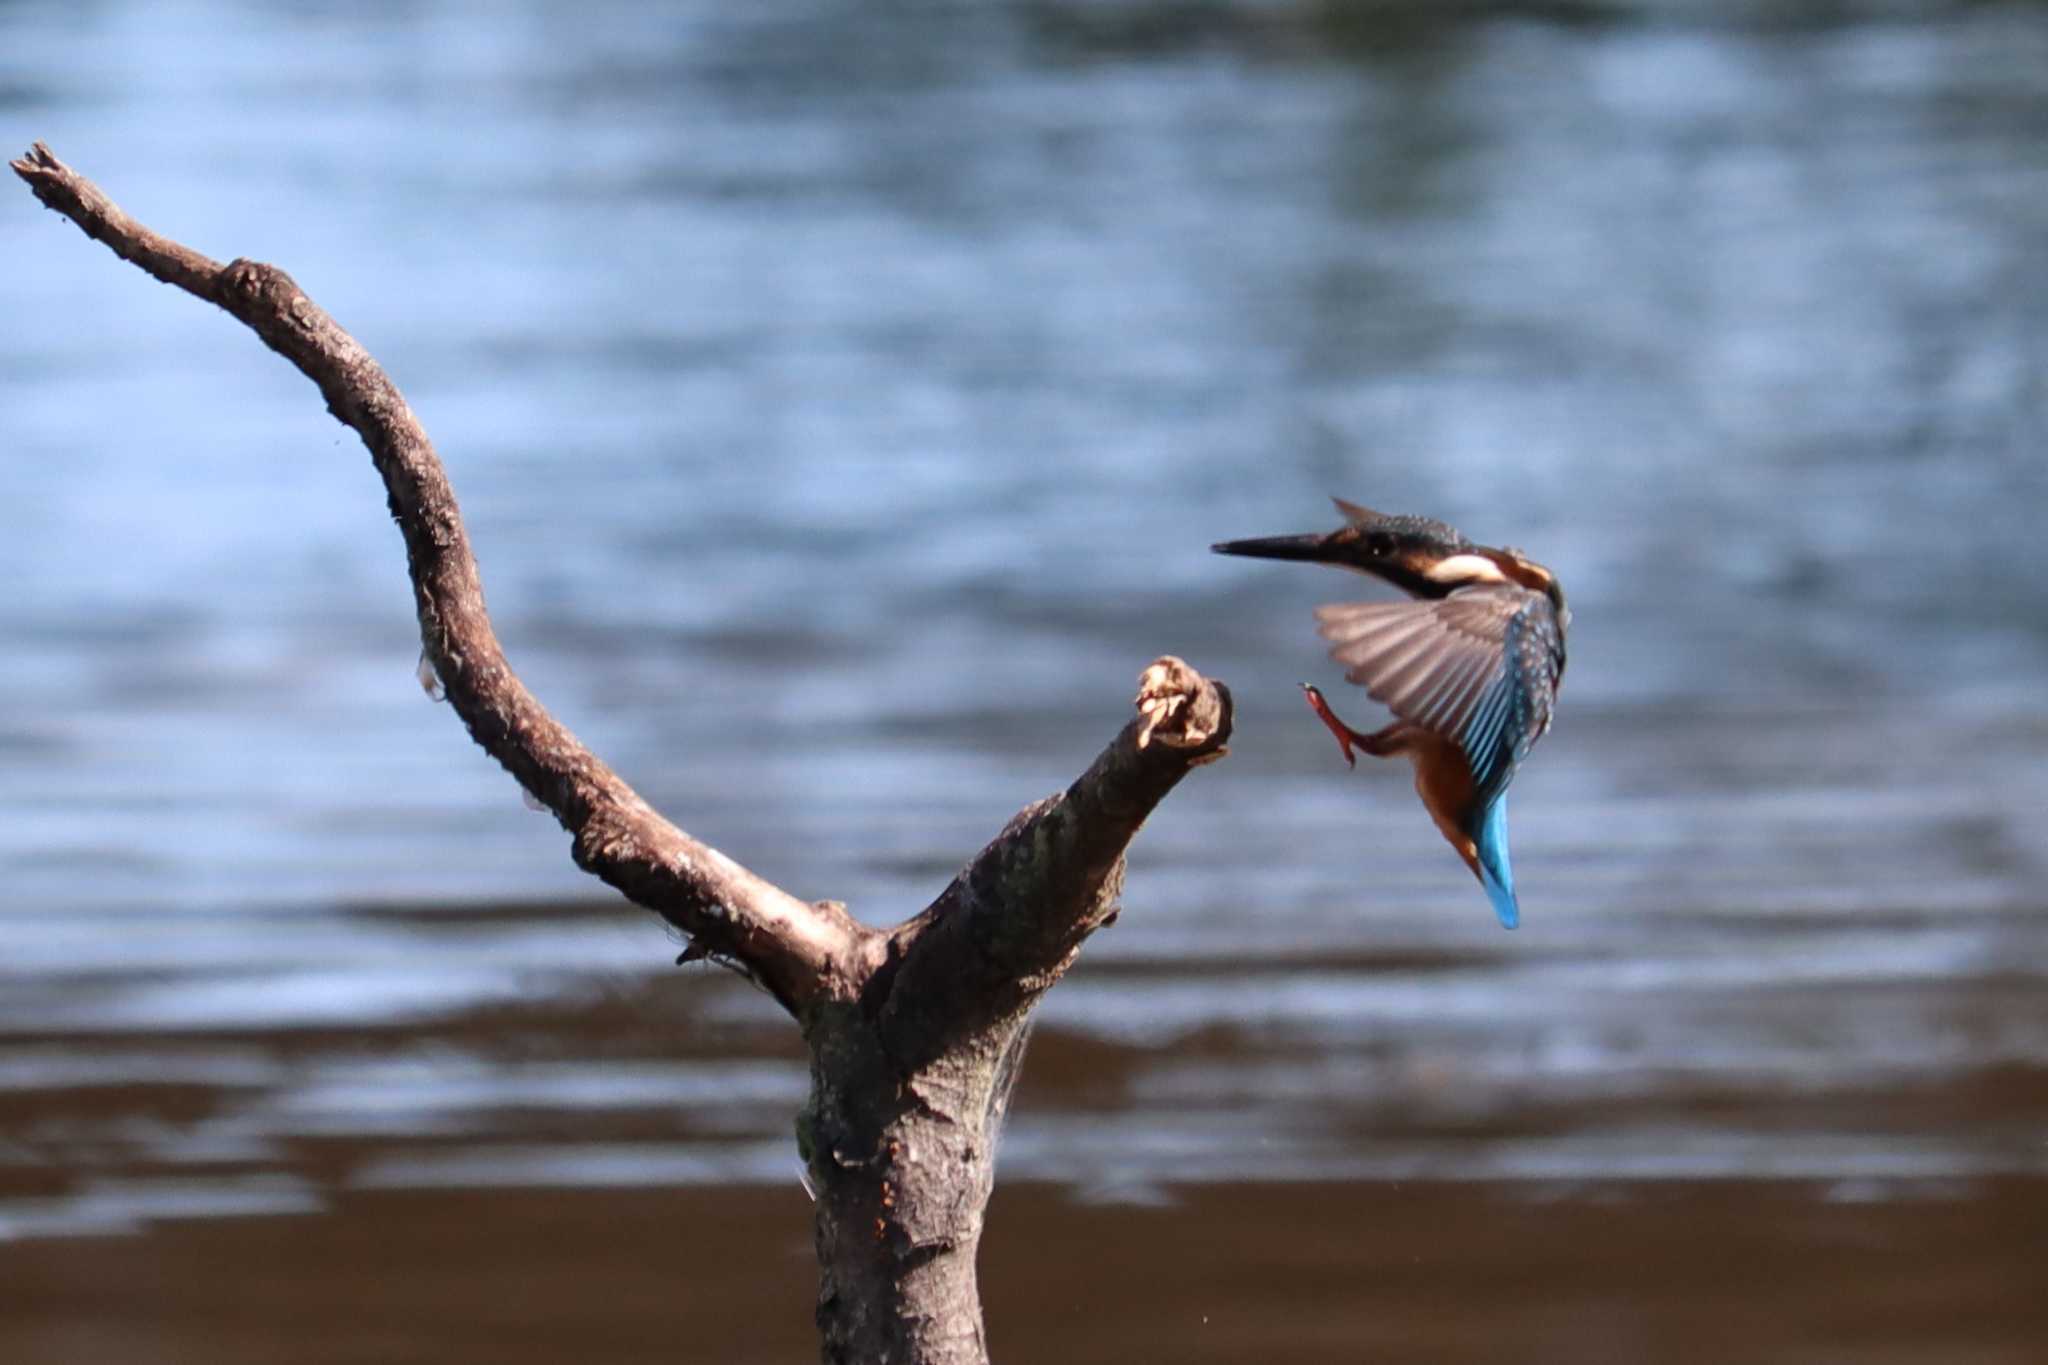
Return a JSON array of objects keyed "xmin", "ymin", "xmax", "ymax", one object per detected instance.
[{"xmin": 1210, "ymin": 532, "xmax": 1335, "ymax": 563}]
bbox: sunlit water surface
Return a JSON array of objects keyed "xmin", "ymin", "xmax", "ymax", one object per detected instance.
[{"xmin": 2, "ymin": 0, "xmax": 2046, "ymax": 1245}]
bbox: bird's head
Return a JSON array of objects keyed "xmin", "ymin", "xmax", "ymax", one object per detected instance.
[{"xmin": 1212, "ymin": 498, "xmax": 1481, "ymax": 598}]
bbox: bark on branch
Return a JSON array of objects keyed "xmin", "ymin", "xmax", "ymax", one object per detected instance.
[
  {"xmin": 877, "ymin": 657, "xmax": 1230, "ymax": 1070},
  {"xmin": 14, "ymin": 141, "xmax": 1234, "ymax": 1364}
]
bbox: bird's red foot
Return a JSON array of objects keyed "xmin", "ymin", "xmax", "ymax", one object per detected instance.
[{"xmin": 1301, "ymin": 683, "xmax": 1375, "ymax": 768}]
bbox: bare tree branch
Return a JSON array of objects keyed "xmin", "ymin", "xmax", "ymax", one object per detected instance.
[
  {"xmin": 10, "ymin": 141, "xmax": 864, "ymax": 1015},
  {"xmin": 17, "ymin": 141, "xmax": 1237, "ymax": 1364},
  {"xmin": 803, "ymin": 658, "xmax": 1232, "ymax": 1363}
]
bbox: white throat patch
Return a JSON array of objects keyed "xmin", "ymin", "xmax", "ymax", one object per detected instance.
[{"xmin": 1420, "ymin": 553, "xmax": 1510, "ymax": 586}]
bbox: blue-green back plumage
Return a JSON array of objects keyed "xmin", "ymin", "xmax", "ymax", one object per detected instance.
[{"xmin": 1460, "ymin": 601, "xmax": 1560, "ymax": 810}]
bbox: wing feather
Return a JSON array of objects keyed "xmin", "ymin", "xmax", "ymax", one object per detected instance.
[
  {"xmin": 1314, "ymin": 586, "xmax": 1565, "ymax": 809},
  {"xmin": 1418, "ymin": 648, "xmax": 1490, "ymax": 731},
  {"xmin": 1319, "ymin": 605, "xmax": 1427, "ymax": 650}
]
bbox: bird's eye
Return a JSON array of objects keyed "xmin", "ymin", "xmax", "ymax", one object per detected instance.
[{"xmin": 1367, "ymin": 533, "xmax": 1395, "ymax": 556}]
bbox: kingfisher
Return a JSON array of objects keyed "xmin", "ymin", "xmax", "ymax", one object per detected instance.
[{"xmin": 1213, "ymin": 499, "xmax": 1569, "ymax": 929}]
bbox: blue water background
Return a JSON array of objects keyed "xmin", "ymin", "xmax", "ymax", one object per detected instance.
[{"xmin": 2, "ymin": 1, "xmax": 2046, "ymax": 1231}]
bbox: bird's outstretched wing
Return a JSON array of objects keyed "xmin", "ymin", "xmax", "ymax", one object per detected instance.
[{"xmin": 1314, "ymin": 586, "xmax": 1565, "ymax": 807}]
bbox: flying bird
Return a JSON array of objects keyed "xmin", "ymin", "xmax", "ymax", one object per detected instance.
[{"xmin": 1213, "ymin": 499, "xmax": 1569, "ymax": 929}]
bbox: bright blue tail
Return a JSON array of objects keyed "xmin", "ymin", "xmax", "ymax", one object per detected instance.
[{"xmin": 1473, "ymin": 797, "xmax": 1519, "ymax": 930}]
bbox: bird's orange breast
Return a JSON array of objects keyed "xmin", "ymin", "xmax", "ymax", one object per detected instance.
[{"xmin": 1378, "ymin": 723, "xmax": 1483, "ymax": 880}]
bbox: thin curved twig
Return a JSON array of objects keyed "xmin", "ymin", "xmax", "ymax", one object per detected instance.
[{"xmin": 11, "ymin": 140, "xmax": 865, "ymax": 1015}]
